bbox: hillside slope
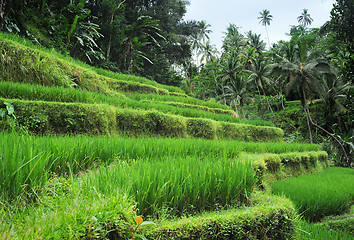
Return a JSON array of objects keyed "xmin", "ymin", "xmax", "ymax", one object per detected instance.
[
  {"xmin": 0, "ymin": 33, "xmax": 282, "ymax": 141},
  {"xmin": 0, "ymin": 33, "xmax": 331, "ymax": 239}
]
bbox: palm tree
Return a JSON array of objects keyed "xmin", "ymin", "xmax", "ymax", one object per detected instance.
[
  {"xmin": 317, "ymin": 75, "xmax": 349, "ymax": 117},
  {"xmin": 198, "ymin": 40, "xmax": 218, "ymax": 64},
  {"xmin": 248, "ymin": 54, "xmax": 275, "ymax": 116},
  {"xmin": 198, "ymin": 20, "xmax": 212, "ymax": 44},
  {"xmin": 247, "ymin": 31, "xmax": 266, "ymax": 55},
  {"xmin": 240, "ymin": 46, "xmax": 257, "ymax": 70},
  {"xmin": 122, "ymin": 15, "xmax": 165, "ymax": 71},
  {"xmin": 258, "ymin": 9, "xmax": 273, "ymax": 49},
  {"xmin": 224, "ymin": 74, "xmax": 252, "ymax": 119},
  {"xmin": 222, "ymin": 24, "xmax": 245, "ymax": 52},
  {"xmin": 190, "ymin": 20, "xmax": 212, "ymax": 67},
  {"xmin": 270, "ymin": 41, "xmax": 298, "ymax": 109},
  {"xmin": 272, "ymin": 42, "xmax": 333, "ymax": 143},
  {"xmin": 297, "ymin": 9, "xmax": 313, "ymax": 26},
  {"xmin": 218, "ymin": 50, "xmax": 242, "ymax": 104}
]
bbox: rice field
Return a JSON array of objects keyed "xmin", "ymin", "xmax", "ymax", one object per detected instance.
[
  {"xmin": 0, "ymin": 32, "xmax": 183, "ymax": 95},
  {"xmin": 0, "ymin": 81, "xmax": 275, "ymax": 127},
  {"xmin": 0, "ymin": 132, "xmax": 321, "ymax": 203},
  {"xmin": 81, "ymin": 156, "xmax": 256, "ymax": 217},
  {"xmin": 271, "ymin": 167, "xmax": 354, "ymax": 222},
  {"xmin": 297, "ymin": 220, "xmax": 353, "ymax": 240}
]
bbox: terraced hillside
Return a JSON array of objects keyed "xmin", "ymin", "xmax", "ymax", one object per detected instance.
[{"xmin": 0, "ymin": 34, "xmax": 344, "ymax": 239}]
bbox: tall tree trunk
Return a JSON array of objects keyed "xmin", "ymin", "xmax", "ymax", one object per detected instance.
[
  {"xmin": 255, "ymin": 83, "xmax": 263, "ymax": 117},
  {"xmin": 302, "ymin": 85, "xmax": 313, "ymax": 143},
  {"xmin": 0, "ymin": 0, "xmax": 11, "ymax": 30},
  {"xmin": 233, "ymin": 100, "xmax": 239, "ymax": 117},
  {"xmin": 106, "ymin": 14, "xmax": 114, "ymax": 61},
  {"xmin": 265, "ymin": 25, "xmax": 271, "ymax": 49},
  {"xmin": 304, "ymin": 106, "xmax": 313, "ymax": 144},
  {"xmin": 106, "ymin": 0, "xmax": 126, "ymax": 61},
  {"xmin": 305, "ymin": 108, "xmax": 348, "ymax": 159},
  {"xmin": 240, "ymin": 104, "xmax": 246, "ymax": 119},
  {"xmin": 277, "ymin": 76, "xmax": 285, "ymax": 110},
  {"xmin": 260, "ymin": 85, "xmax": 275, "ymax": 117}
]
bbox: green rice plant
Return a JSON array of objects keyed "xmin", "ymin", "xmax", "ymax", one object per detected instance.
[
  {"xmin": 0, "ymin": 178, "xmax": 135, "ymax": 239},
  {"xmin": 0, "ymin": 33, "xmax": 182, "ymax": 95},
  {"xmin": 0, "ymin": 131, "xmax": 321, "ymax": 204},
  {"xmin": 91, "ymin": 67, "xmax": 184, "ymax": 94},
  {"xmin": 271, "ymin": 167, "xmax": 354, "ymax": 222},
  {"xmin": 81, "ymin": 156, "xmax": 256, "ymax": 217},
  {"xmin": 147, "ymin": 192, "xmax": 296, "ymax": 239},
  {"xmin": 0, "ymin": 81, "xmax": 127, "ymax": 104},
  {"xmin": 128, "ymin": 93, "xmax": 231, "ymax": 110},
  {"xmin": 0, "ymin": 81, "xmax": 275, "ymax": 127},
  {"xmin": 297, "ymin": 220, "xmax": 353, "ymax": 240},
  {"xmin": 0, "ymin": 133, "xmax": 242, "ymax": 202},
  {"xmin": 234, "ymin": 141, "xmax": 320, "ymax": 153}
]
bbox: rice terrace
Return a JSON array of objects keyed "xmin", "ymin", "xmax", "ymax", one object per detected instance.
[{"xmin": 0, "ymin": 0, "xmax": 353, "ymax": 239}]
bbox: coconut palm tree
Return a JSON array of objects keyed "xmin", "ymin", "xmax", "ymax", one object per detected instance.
[
  {"xmin": 198, "ymin": 20, "xmax": 212, "ymax": 44},
  {"xmin": 258, "ymin": 9, "xmax": 273, "ymax": 49},
  {"xmin": 198, "ymin": 40, "xmax": 218, "ymax": 64},
  {"xmin": 190, "ymin": 20, "xmax": 212, "ymax": 67},
  {"xmin": 222, "ymin": 24, "xmax": 245, "ymax": 52},
  {"xmin": 223, "ymin": 74, "xmax": 252, "ymax": 119},
  {"xmin": 246, "ymin": 31, "xmax": 266, "ymax": 55},
  {"xmin": 297, "ymin": 9, "xmax": 313, "ymax": 26},
  {"xmin": 248, "ymin": 54, "xmax": 275, "ymax": 116},
  {"xmin": 272, "ymin": 42, "xmax": 333, "ymax": 143},
  {"xmin": 218, "ymin": 50, "xmax": 242, "ymax": 104},
  {"xmin": 317, "ymin": 75, "xmax": 349, "ymax": 117}
]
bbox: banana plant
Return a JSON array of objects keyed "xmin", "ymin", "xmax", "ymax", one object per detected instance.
[
  {"xmin": 122, "ymin": 14, "xmax": 165, "ymax": 71},
  {"xmin": 64, "ymin": 0, "xmax": 103, "ymax": 62}
]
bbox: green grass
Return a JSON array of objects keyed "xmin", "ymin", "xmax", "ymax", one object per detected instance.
[
  {"xmin": 92, "ymin": 67, "xmax": 184, "ymax": 94},
  {"xmin": 271, "ymin": 167, "xmax": 354, "ymax": 222},
  {"xmin": 0, "ymin": 133, "xmax": 240, "ymax": 202},
  {"xmin": 297, "ymin": 220, "xmax": 353, "ymax": 240},
  {"xmin": 0, "ymin": 132, "xmax": 321, "ymax": 204},
  {"xmin": 81, "ymin": 156, "xmax": 256, "ymax": 217},
  {"xmin": 0, "ymin": 177, "xmax": 135, "ymax": 239},
  {"xmin": 128, "ymin": 93, "xmax": 231, "ymax": 110},
  {"xmin": 147, "ymin": 192, "xmax": 296, "ymax": 239},
  {"xmin": 0, "ymin": 32, "xmax": 183, "ymax": 95},
  {"xmin": 0, "ymin": 81, "xmax": 276, "ymax": 127}
]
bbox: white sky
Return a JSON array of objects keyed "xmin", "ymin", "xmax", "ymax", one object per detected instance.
[{"xmin": 184, "ymin": 0, "xmax": 335, "ymax": 51}]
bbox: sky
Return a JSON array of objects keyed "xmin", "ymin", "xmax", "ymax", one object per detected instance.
[{"xmin": 184, "ymin": 0, "xmax": 335, "ymax": 51}]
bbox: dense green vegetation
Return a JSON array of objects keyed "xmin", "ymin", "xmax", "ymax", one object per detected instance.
[
  {"xmin": 1, "ymin": 0, "xmax": 352, "ymax": 165},
  {"xmin": 0, "ymin": 0, "xmax": 353, "ymax": 239},
  {"xmin": 297, "ymin": 220, "xmax": 353, "ymax": 240},
  {"xmin": 271, "ymin": 167, "xmax": 354, "ymax": 222}
]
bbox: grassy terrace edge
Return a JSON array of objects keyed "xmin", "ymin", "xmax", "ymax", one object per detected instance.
[
  {"xmin": 0, "ymin": 97, "xmax": 284, "ymax": 141},
  {"xmin": 0, "ymin": 81, "xmax": 274, "ymax": 127},
  {"xmin": 0, "ymin": 34, "xmax": 184, "ymax": 95},
  {"xmin": 0, "ymin": 132, "xmax": 327, "ymax": 239},
  {"xmin": 145, "ymin": 193, "xmax": 296, "ymax": 240}
]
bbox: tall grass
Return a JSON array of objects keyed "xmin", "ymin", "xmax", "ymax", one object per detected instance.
[
  {"xmin": 1, "ymin": 132, "xmax": 322, "ymax": 203},
  {"xmin": 81, "ymin": 156, "xmax": 256, "ymax": 217},
  {"xmin": 0, "ymin": 32, "xmax": 182, "ymax": 94},
  {"xmin": 128, "ymin": 93, "xmax": 231, "ymax": 110},
  {"xmin": 0, "ymin": 81, "xmax": 275, "ymax": 127},
  {"xmin": 297, "ymin": 220, "xmax": 353, "ymax": 240},
  {"xmin": 92, "ymin": 67, "xmax": 184, "ymax": 94},
  {"xmin": 271, "ymin": 167, "xmax": 354, "ymax": 222},
  {"xmin": 0, "ymin": 133, "xmax": 240, "ymax": 201}
]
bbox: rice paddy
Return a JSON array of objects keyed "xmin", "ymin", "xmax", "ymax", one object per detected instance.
[{"xmin": 271, "ymin": 167, "xmax": 354, "ymax": 222}]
